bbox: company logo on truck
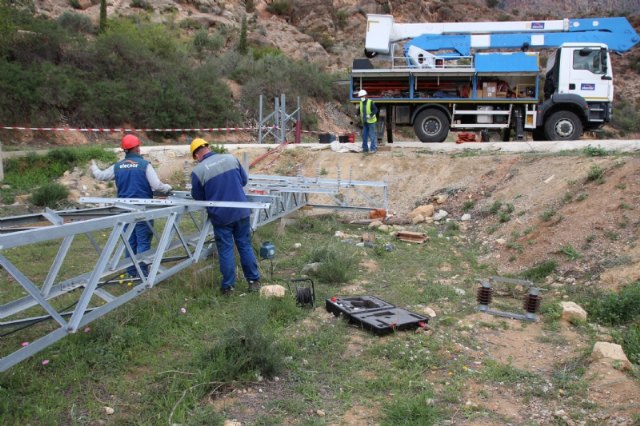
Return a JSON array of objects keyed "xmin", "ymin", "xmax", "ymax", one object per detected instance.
[
  {"xmin": 531, "ymin": 22, "xmax": 545, "ymax": 30},
  {"xmin": 581, "ymin": 83, "xmax": 596, "ymax": 91}
]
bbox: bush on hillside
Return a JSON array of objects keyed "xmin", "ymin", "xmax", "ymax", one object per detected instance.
[
  {"xmin": 30, "ymin": 183, "xmax": 69, "ymax": 208},
  {"xmin": 3, "ymin": 147, "xmax": 116, "ymax": 194},
  {"xmin": 307, "ymin": 244, "xmax": 358, "ymax": 284},
  {"xmin": 0, "ymin": 4, "xmax": 339, "ymax": 130},
  {"xmin": 612, "ymin": 99, "xmax": 640, "ymax": 135},
  {"xmin": 585, "ymin": 281, "xmax": 640, "ymax": 326},
  {"xmin": 196, "ymin": 301, "xmax": 289, "ymax": 383},
  {"xmin": 57, "ymin": 11, "xmax": 94, "ymax": 34}
]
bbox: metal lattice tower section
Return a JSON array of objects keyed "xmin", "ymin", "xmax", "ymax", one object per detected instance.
[
  {"xmin": 258, "ymin": 94, "xmax": 300, "ymax": 144},
  {"xmin": 0, "ymin": 172, "xmax": 386, "ymax": 371}
]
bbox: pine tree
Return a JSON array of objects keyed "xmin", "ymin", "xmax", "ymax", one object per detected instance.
[
  {"xmin": 99, "ymin": 0, "xmax": 107, "ymax": 33},
  {"xmin": 238, "ymin": 14, "xmax": 248, "ymax": 55}
]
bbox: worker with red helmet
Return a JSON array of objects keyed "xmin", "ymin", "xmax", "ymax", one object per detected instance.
[{"xmin": 91, "ymin": 134, "xmax": 172, "ymax": 278}]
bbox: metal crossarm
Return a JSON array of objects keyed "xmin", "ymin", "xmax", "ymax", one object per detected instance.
[{"xmin": 0, "ymin": 172, "xmax": 386, "ymax": 371}]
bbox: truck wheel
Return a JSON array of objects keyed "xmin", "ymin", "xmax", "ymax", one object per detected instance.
[
  {"xmin": 543, "ymin": 111, "xmax": 583, "ymax": 141},
  {"xmin": 413, "ymin": 109, "xmax": 449, "ymax": 143}
]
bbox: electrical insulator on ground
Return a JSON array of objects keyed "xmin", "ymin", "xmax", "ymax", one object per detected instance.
[
  {"xmin": 523, "ymin": 293, "xmax": 542, "ymax": 314},
  {"xmin": 476, "ymin": 285, "xmax": 494, "ymax": 305}
]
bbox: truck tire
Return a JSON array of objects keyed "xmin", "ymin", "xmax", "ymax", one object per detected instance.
[
  {"xmin": 543, "ymin": 111, "xmax": 583, "ymax": 141},
  {"xmin": 413, "ymin": 109, "xmax": 449, "ymax": 143}
]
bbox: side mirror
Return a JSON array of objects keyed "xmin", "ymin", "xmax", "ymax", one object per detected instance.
[{"xmin": 600, "ymin": 48, "xmax": 608, "ymax": 74}]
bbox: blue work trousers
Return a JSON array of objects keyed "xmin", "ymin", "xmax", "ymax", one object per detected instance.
[
  {"xmin": 126, "ymin": 221, "xmax": 153, "ymax": 277},
  {"xmin": 213, "ymin": 216, "xmax": 260, "ymax": 289},
  {"xmin": 362, "ymin": 122, "xmax": 377, "ymax": 152}
]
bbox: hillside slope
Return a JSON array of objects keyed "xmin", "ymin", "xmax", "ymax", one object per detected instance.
[
  {"xmin": 248, "ymin": 147, "xmax": 640, "ymax": 289},
  {"xmin": 25, "ymin": 0, "xmax": 640, "ymax": 138}
]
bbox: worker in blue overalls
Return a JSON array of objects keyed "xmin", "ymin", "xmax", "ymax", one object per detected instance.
[{"xmin": 91, "ymin": 134, "xmax": 172, "ymax": 278}]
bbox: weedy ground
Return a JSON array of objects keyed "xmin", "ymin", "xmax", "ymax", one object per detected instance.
[
  {"xmin": 1, "ymin": 146, "xmax": 640, "ymax": 425},
  {"xmin": 1, "ymin": 211, "xmax": 638, "ymax": 425}
]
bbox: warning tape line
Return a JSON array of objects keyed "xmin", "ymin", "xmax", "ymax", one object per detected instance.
[
  {"xmin": 0, "ymin": 126, "xmax": 331, "ymax": 135},
  {"xmin": 0, "ymin": 126, "xmax": 256, "ymax": 132}
]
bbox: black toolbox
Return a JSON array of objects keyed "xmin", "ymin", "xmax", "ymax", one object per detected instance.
[
  {"xmin": 326, "ymin": 295, "xmax": 429, "ymax": 335},
  {"xmin": 325, "ymin": 295, "xmax": 394, "ymax": 319}
]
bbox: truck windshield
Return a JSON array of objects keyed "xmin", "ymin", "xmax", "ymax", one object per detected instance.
[{"xmin": 573, "ymin": 49, "xmax": 603, "ymax": 74}]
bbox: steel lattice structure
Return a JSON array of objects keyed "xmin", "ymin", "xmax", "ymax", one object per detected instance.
[{"xmin": 0, "ymin": 173, "xmax": 387, "ymax": 371}]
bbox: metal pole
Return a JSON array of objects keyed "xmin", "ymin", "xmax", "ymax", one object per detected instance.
[
  {"xmin": 258, "ymin": 95, "xmax": 264, "ymax": 144},
  {"xmin": 280, "ymin": 94, "xmax": 287, "ymax": 143},
  {"xmin": 0, "ymin": 141, "xmax": 4, "ymax": 182},
  {"xmin": 274, "ymin": 96, "xmax": 280, "ymax": 144},
  {"xmin": 295, "ymin": 96, "xmax": 301, "ymax": 144}
]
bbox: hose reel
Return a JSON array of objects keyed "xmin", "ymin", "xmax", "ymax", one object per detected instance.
[{"xmin": 288, "ymin": 278, "xmax": 315, "ymax": 308}]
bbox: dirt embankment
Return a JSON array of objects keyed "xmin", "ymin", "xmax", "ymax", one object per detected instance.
[
  {"xmin": 65, "ymin": 146, "xmax": 638, "ymax": 289},
  {"xmin": 250, "ymin": 147, "xmax": 640, "ymax": 288}
]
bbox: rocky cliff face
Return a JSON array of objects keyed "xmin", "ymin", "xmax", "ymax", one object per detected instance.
[
  {"xmin": 31, "ymin": 0, "xmax": 639, "ymax": 74},
  {"xmin": 31, "ymin": 0, "xmax": 372, "ymax": 70}
]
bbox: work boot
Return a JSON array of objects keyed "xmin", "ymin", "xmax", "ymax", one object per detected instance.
[
  {"xmin": 221, "ymin": 286, "xmax": 234, "ymax": 296},
  {"xmin": 248, "ymin": 280, "xmax": 261, "ymax": 292}
]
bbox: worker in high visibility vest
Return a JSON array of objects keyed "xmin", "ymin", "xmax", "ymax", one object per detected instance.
[{"xmin": 357, "ymin": 89, "xmax": 378, "ymax": 153}]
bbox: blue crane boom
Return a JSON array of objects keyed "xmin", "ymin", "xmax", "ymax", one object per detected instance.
[
  {"xmin": 405, "ymin": 17, "xmax": 640, "ymax": 56},
  {"xmin": 365, "ymin": 15, "xmax": 640, "ymax": 58}
]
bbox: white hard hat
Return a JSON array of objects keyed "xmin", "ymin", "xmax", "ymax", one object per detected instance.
[{"xmin": 357, "ymin": 89, "xmax": 367, "ymax": 97}]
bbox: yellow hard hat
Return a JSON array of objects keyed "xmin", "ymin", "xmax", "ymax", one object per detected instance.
[{"xmin": 190, "ymin": 138, "xmax": 209, "ymax": 159}]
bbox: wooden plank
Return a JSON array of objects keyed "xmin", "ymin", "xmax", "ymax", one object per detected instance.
[{"xmin": 396, "ymin": 231, "xmax": 428, "ymax": 244}]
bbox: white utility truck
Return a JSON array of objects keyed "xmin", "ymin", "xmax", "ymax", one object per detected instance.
[{"xmin": 350, "ymin": 15, "xmax": 640, "ymax": 142}]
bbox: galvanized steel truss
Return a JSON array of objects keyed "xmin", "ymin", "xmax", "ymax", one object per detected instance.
[{"xmin": 0, "ymin": 173, "xmax": 386, "ymax": 371}]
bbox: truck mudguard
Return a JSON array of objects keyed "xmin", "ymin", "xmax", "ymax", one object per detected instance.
[{"xmin": 536, "ymin": 94, "xmax": 589, "ymax": 126}]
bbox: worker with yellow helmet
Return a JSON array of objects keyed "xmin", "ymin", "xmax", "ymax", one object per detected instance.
[
  {"xmin": 189, "ymin": 138, "xmax": 261, "ymax": 296},
  {"xmin": 356, "ymin": 89, "xmax": 378, "ymax": 153}
]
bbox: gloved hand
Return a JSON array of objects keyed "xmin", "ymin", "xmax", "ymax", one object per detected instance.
[
  {"xmin": 366, "ymin": 115, "xmax": 371, "ymax": 120},
  {"xmin": 164, "ymin": 184, "xmax": 173, "ymax": 194}
]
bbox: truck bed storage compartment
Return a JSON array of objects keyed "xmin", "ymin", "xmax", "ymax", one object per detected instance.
[{"xmin": 477, "ymin": 106, "xmax": 493, "ymax": 123}]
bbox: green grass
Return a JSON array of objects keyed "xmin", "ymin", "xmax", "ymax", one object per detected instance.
[
  {"xmin": 520, "ymin": 260, "xmax": 557, "ymax": 282},
  {"xmin": 306, "ymin": 243, "xmax": 359, "ymax": 284},
  {"xmin": 540, "ymin": 208, "xmax": 556, "ymax": 221},
  {"xmin": 0, "ymin": 212, "xmax": 632, "ymax": 424},
  {"xmin": 381, "ymin": 390, "xmax": 442, "ymax": 425},
  {"xmin": 586, "ymin": 164, "xmax": 605, "ymax": 184},
  {"xmin": 584, "ymin": 281, "xmax": 640, "ymax": 326},
  {"xmin": 1, "ymin": 147, "xmax": 117, "ymax": 205},
  {"xmin": 30, "ymin": 182, "xmax": 69, "ymax": 207},
  {"xmin": 560, "ymin": 245, "xmax": 581, "ymax": 260},
  {"xmin": 462, "ymin": 200, "xmax": 475, "ymax": 212},
  {"xmin": 582, "ymin": 146, "xmax": 609, "ymax": 157}
]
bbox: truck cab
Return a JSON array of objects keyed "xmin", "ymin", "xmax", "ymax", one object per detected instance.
[{"xmin": 539, "ymin": 43, "xmax": 613, "ymax": 139}]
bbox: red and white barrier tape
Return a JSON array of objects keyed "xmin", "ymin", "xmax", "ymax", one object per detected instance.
[
  {"xmin": 1, "ymin": 126, "xmax": 332, "ymax": 134},
  {"xmin": 0, "ymin": 126, "xmax": 257, "ymax": 132}
]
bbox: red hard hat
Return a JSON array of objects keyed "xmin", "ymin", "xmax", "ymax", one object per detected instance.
[{"xmin": 121, "ymin": 134, "xmax": 140, "ymax": 150}]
